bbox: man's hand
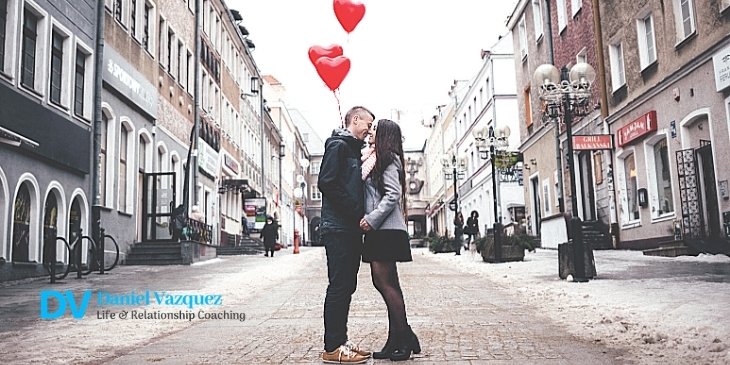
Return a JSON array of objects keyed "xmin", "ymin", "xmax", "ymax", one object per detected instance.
[{"xmin": 360, "ymin": 218, "xmax": 372, "ymax": 232}]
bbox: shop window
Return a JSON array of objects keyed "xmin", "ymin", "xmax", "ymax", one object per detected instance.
[
  {"xmin": 652, "ymin": 138, "xmax": 674, "ymax": 216},
  {"xmin": 622, "ymin": 153, "xmax": 640, "ymax": 222}
]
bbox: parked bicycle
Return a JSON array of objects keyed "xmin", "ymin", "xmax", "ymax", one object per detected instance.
[{"xmin": 43, "ymin": 236, "xmax": 73, "ymax": 281}]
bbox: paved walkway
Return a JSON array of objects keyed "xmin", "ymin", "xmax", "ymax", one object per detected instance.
[{"xmin": 0, "ymin": 247, "xmax": 625, "ymax": 364}]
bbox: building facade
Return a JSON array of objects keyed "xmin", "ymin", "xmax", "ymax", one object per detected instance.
[
  {"xmin": 454, "ymin": 35, "xmax": 523, "ymax": 236},
  {"xmin": 601, "ymin": 0, "xmax": 730, "ymax": 249},
  {"xmin": 0, "ymin": 0, "xmax": 97, "ymax": 279}
]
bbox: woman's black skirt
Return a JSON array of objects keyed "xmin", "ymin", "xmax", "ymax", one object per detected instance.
[{"xmin": 362, "ymin": 229, "xmax": 412, "ymax": 263}]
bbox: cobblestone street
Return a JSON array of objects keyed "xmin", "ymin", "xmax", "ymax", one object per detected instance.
[{"xmin": 0, "ymin": 247, "xmax": 625, "ymax": 364}]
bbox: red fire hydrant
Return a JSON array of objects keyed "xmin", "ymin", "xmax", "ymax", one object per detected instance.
[{"xmin": 293, "ymin": 229, "xmax": 300, "ymax": 254}]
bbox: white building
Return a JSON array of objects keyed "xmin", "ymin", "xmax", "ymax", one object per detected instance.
[{"xmin": 453, "ymin": 34, "xmax": 524, "ymax": 235}]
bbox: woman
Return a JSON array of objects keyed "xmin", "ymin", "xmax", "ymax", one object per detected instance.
[
  {"xmin": 360, "ymin": 119, "xmax": 421, "ymax": 361},
  {"xmin": 464, "ymin": 210, "xmax": 480, "ymax": 250},
  {"xmin": 260, "ymin": 216, "xmax": 279, "ymax": 257},
  {"xmin": 453, "ymin": 211, "xmax": 465, "ymax": 255}
]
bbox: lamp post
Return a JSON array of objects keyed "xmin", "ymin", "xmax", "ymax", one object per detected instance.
[
  {"xmin": 299, "ymin": 157, "xmax": 310, "ymax": 249},
  {"xmin": 473, "ymin": 125, "xmax": 511, "ymax": 263},
  {"xmin": 441, "ymin": 155, "xmax": 466, "ymax": 253},
  {"xmin": 533, "ymin": 62, "xmax": 596, "ymax": 282}
]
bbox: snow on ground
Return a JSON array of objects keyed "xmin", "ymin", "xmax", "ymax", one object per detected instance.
[{"xmin": 419, "ymin": 248, "xmax": 730, "ymax": 365}]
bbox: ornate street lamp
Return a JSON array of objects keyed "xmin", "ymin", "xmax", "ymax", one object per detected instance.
[
  {"xmin": 533, "ymin": 62, "xmax": 596, "ymax": 282},
  {"xmin": 441, "ymin": 154, "xmax": 466, "ymax": 253},
  {"xmin": 473, "ymin": 125, "xmax": 511, "ymax": 263}
]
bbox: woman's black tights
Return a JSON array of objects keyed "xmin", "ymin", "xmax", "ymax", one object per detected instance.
[{"xmin": 370, "ymin": 261, "xmax": 408, "ymax": 332}]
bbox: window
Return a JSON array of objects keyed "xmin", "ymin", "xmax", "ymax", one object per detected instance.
[
  {"xmin": 674, "ymin": 0, "xmax": 695, "ymax": 41},
  {"xmin": 142, "ymin": 2, "xmax": 152, "ymax": 52},
  {"xmin": 74, "ymin": 49, "xmax": 87, "ymax": 118},
  {"xmin": 130, "ymin": 0, "xmax": 136, "ymax": 37},
  {"xmin": 518, "ymin": 15, "xmax": 527, "ymax": 58},
  {"xmin": 113, "ymin": 0, "xmax": 123, "ymax": 26},
  {"xmin": 311, "ymin": 161, "xmax": 321, "ymax": 175},
  {"xmin": 637, "ymin": 14, "xmax": 657, "ymax": 69},
  {"xmin": 622, "ymin": 153, "xmax": 640, "ymax": 223},
  {"xmin": 119, "ymin": 125, "xmax": 128, "ymax": 212},
  {"xmin": 557, "ymin": 0, "xmax": 567, "ymax": 32},
  {"xmin": 167, "ymin": 28, "xmax": 173, "ymax": 74},
  {"xmin": 576, "ymin": 48, "xmax": 587, "ymax": 64},
  {"xmin": 554, "ymin": 170, "xmax": 560, "ymax": 208},
  {"xmin": 651, "ymin": 138, "xmax": 674, "ymax": 216},
  {"xmin": 21, "ymin": 8, "xmax": 39, "ymax": 89},
  {"xmin": 524, "ymin": 87, "xmax": 533, "ymax": 127},
  {"xmin": 158, "ymin": 18, "xmax": 165, "ymax": 66},
  {"xmin": 609, "ymin": 43, "xmax": 626, "ymax": 91},
  {"xmin": 177, "ymin": 40, "xmax": 183, "ymax": 82},
  {"xmin": 186, "ymin": 50, "xmax": 192, "ymax": 92},
  {"xmin": 0, "ymin": 0, "xmax": 7, "ymax": 71},
  {"xmin": 532, "ymin": 0, "xmax": 543, "ymax": 40},
  {"xmin": 542, "ymin": 179, "xmax": 551, "ymax": 214},
  {"xmin": 571, "ymin": 0, "xmax": 582, "ymax": 17},
  {"xmin": 99, "ymin": 115, "xmax": 108, "ymax": 207},
  {"xmin": 49, "ymin": 31, "xmax": 63, "ymax": 105},
  {"xmin": 311, "ymin": 184, "xmax": 322, "ymax": 201}
]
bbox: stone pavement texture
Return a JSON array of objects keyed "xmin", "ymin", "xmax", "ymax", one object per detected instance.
[{"xmin": 0, "ymin": 247, "xmax": 626, "ymax": 364}]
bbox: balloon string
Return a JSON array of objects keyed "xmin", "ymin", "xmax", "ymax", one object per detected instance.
[{"xmin": 334, "ymin": 90, "xmax": 344, "ymax": 128}]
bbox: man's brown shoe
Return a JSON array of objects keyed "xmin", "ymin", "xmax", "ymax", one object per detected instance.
[
  {"xmin": 344, "ymin": 340, "xmax": 372, "ymax": 358},
  {"xmin": 321, "ymin": 345, "xmax": 369, "ymax": 364}
]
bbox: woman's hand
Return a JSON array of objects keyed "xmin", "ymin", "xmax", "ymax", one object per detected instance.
[{"xmin": 360, "ymin": 218, "xmax": 372, "ymax": 232}]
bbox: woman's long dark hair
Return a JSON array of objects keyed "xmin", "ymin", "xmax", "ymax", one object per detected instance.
[{"xmin": 371, "ymin": 119, "xmax": 407, "ymax": 220}]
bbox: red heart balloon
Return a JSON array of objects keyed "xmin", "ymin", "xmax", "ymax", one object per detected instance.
[
  {"xmin": 314, "ymin": 56, "xmax": 351, "ymax": 91},
  {"xmin": 333, "ymin": 0, "xmax": 365, "ymax": 34},
  {"xmin": 308, "ymin": 44, "xmax": 344, "ymax": 67}
]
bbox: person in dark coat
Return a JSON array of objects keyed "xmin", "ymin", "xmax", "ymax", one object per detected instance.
[
  {"xmin": 464, "ymin": 210, "xmax": 480, "ymax": 249},
  {"xmin": 260, "ymin": 217, "xmax": 279, "ymax": 257},
  {"xmin": 453, "ymin": 211, "xmax": 465, "ymax": 255}
]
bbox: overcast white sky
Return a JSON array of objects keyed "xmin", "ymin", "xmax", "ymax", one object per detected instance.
[{"xmin": 229, "ymin": 0, "xmax": 518, "ymax": 149}]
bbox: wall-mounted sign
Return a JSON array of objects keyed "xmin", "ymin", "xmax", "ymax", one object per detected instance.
[
  {"xmin": 198, "ymin": 138, "xmax": 220, "ymax": 178},
  {"xmin": 103, "ymin": 47, "xmax": 157, "ymax": 117},
  {"xmin": 573, "ymin": 135, "xmax": 613, "ymax": 150},
  {"xmin": 713, "ymin": 44, "xmax": 730, "ymax": 92},
  {"xmin": 222, "ymin": 153, "xmax": 240, "ymax": 176},
  {"xmin": 617, "ymin": 111, "xmax": 657, "ymax": 147}
]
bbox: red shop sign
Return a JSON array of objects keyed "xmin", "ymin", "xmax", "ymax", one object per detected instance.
[
  {"xmin": 573, "ymin": 135, "xmax": 613, "ymax": 150},
  {"xmin": 617, "ymin": 111, "xmax": 657, "ymax": 147}
]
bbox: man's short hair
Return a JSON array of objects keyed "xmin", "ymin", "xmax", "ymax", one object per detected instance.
[{"xmin": 344, "ymin": 106, "xmax": 374, "ymax": 126}]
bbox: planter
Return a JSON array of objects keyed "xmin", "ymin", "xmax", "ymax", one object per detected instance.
[{"xmin": 476, "ymin": 235, "xmax": 530, "ymax": 263}]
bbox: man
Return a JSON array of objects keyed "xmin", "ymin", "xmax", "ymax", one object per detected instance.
[{"xmin": 318, "ymin": 106, "xmax": 374, "ymax": 364}]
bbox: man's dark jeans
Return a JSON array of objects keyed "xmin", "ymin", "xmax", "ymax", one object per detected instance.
[{"xmin": 322, "ymin": 231, "xmax": 363, "ymax": 352}]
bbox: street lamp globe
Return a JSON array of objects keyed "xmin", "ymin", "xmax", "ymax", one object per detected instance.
[
  {"xmin": 496, "ymin": 125, "xmax": 511, "ymax": 139},
  {"xmin": 533, "ymin": 63, "xmax": 560, "ymax": 88},
  {"xmin": 569, "ymin": 62, "xmax": 596, "ymax": 87},
  {"xmin": 299, "ymin": 158, "xmax": 310, "ymax": 170}
]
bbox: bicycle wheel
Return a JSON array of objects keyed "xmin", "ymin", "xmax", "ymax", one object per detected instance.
[
  {"xmin": 101, "ymin": 234, "xmax": 120, "ymax": 271},
  {"xmin": 43, "ymin": 237, "xmax": 72, "ymax": 280}
]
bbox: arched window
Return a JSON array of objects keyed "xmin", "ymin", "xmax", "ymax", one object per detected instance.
[
  {"xmin": 119, "ymin": 124, "xmax": 129, "ymax": 212},
  {"xmin": 12, "ymin": 184, "xmax": 31, "ymax": 262},
  {"xmin": 100, "ymin": 113, "xmax": 108, "ymax": 205}
]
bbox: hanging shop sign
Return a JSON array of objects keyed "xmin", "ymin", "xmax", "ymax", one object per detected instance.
[
  {"xmin": 573, "ymin": 135, "xmax": 613, "ymax": 150},
  {"xmin": 617, "ymin": 111, "xmax": 657, "ymax": 147}
]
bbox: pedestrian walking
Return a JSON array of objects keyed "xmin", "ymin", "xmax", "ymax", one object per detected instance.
[
  {"xmin": 360, "ymin": 119, "xmax": 421, "ymax": 361},
  {"xmin": 464, "ymin": 210, "xmax": 480, "ymax": 251},
  {"xmin": 318, "ymin": 106, "xmax": 374, "ymax": 364},
  {"xmin": 453, "ymin": 211, "xmax": 465, "ymax": 255},
  {"xmin": 260, "ymin": 216, "xmax": 278, "ymax": 257}
]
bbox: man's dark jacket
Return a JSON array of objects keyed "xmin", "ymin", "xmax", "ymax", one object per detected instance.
[{"xmin": 318, "ymin": 128, "xmax": 364, "ymax": 234}]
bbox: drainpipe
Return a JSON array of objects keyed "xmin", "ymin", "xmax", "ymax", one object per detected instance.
[
  {"xmin": 91, "ymin": 0, "xmax": 106, "ymax": 273},
  {"xmin": 592, "ymin": 0, "xmax": 619, "ymax": 245},
  {"xmin": 193, "ymin": 0, "xmax": 201, "ymax": 208},
  {"xmin": 545, "ymin": 0, "xmax": 565, "ymax": 213}
]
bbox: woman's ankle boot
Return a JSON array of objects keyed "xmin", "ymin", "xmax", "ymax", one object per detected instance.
[
  {"xmin": 372, "ymin": 331, "xmax": 395, "ymax": 359},
  {"xmin": 408, "ymin": 325, "xmax": 421, "ymax": 354},
  {"xmin": 389, "ymin": 330, "xmax": 414, "ymax": 361}
]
